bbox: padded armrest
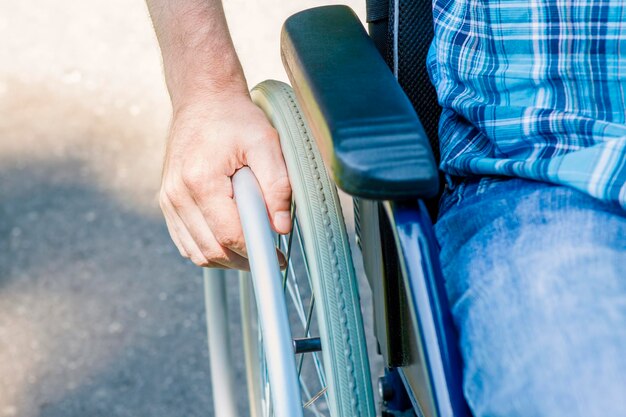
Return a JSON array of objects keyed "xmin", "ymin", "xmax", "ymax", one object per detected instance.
[{"xmin": 280, "ymin": 5, "xmax": 439, "ymax": 200}]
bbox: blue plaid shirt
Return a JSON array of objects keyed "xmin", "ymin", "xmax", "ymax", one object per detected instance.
[{"xmin": 428, "ymin": 0, "xmax": 626, "ymax": 208}]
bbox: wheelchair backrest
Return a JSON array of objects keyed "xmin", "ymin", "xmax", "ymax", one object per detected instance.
[{"xmin": 366, "ymin": 0, "xmax": 442, "ymax": 164}]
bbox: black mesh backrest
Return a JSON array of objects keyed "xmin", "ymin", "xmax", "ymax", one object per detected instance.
[
  {"xmin": 386, "ymin": 0, "xmax": 441, "ymax": 163},
  {"xmin": 367, "ymin": 0, "xmax": 441, "ymax": 164}
]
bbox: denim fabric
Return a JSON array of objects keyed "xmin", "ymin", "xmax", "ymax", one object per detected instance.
[{"xmin": 435, "ymin": 177, "xmax": 626, "ymax": 416}]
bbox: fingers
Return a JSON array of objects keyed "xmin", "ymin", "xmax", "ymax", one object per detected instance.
[
  {"xmin": 162, "ymin": 204, "xmax": 189, "ymax": 258},
  {"xmin": 181, "ymin": 165, "xmax": 248, "ymax": 259},
  {"xmin": 246, "ymin": 127, "xmax": 293, "ymax": 235},
  {"xmin": 160, "ymin": 185, "xmax": 250, "ymax": 270},
  {"xmin": 161, "ymin": 197, "xmax": 211, "ymax": 266},
  {"xmin": 182, "ymin": 167, "xmax": 288, "ymax": 270}
]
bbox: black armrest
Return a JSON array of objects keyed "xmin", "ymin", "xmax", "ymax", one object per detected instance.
[{"xmin": 280, "ymin": 5, "xmax": 439, "ymax": 200}]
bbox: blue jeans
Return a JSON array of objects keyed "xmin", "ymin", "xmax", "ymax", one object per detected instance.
[{"xmin": 435, "ymin": 177, "xmax": 626, "ymax": 417}]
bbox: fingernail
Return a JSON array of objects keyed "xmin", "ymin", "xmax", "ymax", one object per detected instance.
[
  {"xmin": 273, "ymin": 211, "xmax": 291, "ymax": 234},
  {"xmin": 277, "ymin": 250, "xmax": 287, "ymax": 269}
]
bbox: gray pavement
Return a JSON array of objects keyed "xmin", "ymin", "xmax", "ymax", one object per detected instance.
[
  {"xmin": 0, "ymin": 1, "xmax": 374, "ymax": 416},
  {"xmin": 0, "ymin": 158, "xmax": 220, "ymax": 417}
]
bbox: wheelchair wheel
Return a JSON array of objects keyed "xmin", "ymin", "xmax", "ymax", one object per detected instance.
[{"xmin": 239, "ymin": 80, "xmax": 375, "ymax": 417}]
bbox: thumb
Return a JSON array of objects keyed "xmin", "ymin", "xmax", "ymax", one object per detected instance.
[{"xmin": 246, "ymin": 134, "xmax": 292, "ymax": 234}]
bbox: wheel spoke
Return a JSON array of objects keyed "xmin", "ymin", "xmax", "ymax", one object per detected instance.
[
  {"xmin": 309, "ymin": 352, "xmax": 327, "ymax": 396},
  {"xmin": 293, "ymin": 217, "xmax": 313, "ymax": 281},
  {"xmin": 297, "ymin": 297, "xmax": 316, "ymax": 376},
  {"xmin": 281, "ymin": 228, "xmax": 310, "ymax": 331},
  {"xmin": 258, "ymin": 202, "xmax": 330, "ymax": 415},
  {"xmin": 304, "ymin": 387, "xmax": 328, "ymax": 409},
  {"xmin": 304, "ymin": 297, "xmax": 315, "ymax": 337},
  {"xmin": 297, "ymin": 373, "xmax": 326, "ymax": 417},
  {"xmin": 288, "ymin": 209, "xmax": 329, "ymax": 404},
  {"xmin": 282, "ymin": 203, "xmax": 297, "ymax": 291},
  {"xmin": 284, "ymin": 262, "xmax": 309, "ymax": 328}
]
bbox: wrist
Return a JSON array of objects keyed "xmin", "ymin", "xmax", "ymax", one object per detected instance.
[
  {"xmin": 169, "ymin": 83, "xmax": 253, "ymax": 129},
  {"xmin": 170, "ymin": 78, "xmax": 249, "ymax": 115}
]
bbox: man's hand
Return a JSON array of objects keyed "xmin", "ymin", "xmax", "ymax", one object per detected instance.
[
  {"xmin": 160, "ymin": 93, "xmax": 291, "ymax": 268},
  {"xmin": 147, "ymin": 0, "xmax": 291, "ymax": 268}
]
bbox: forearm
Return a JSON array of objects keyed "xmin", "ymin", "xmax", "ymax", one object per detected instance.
[
  {"xmin": 148, "ymin": 0, "xmax": 292, "ymax": 269},
  {"xmin": 146, "ymin": 0, "xmax": 248, "ymax": 111}
]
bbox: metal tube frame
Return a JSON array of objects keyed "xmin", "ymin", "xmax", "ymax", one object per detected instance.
[
  {"xmin": 239, "ymin": 271, "xmax": 263, "ymax": 417},
  {"xmin": 204, "ymin": 268, "xmax": 239, "ymax": 417},
  {"xmin": 205, "ymin": 167, "xmax": 302, "ymax": 417}
]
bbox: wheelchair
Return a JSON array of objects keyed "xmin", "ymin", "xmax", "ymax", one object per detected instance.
[{"xmin": 203, "ymin": 2, "xmax": 471, "ymax": 417}]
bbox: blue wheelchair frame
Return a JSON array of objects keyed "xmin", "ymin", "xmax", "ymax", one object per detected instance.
[
  {"xmin": 381, "ymin": 200, "xmax": 468, "ymax": 416},
  {"xmin": 280, "ymin": 5, "xmax": 471, "ymax": 417}
]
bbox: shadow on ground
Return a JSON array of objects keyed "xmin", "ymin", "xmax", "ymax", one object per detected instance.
[{"xmin": 0, "ymin": 160, "xmax": 246, "ymax": 417}]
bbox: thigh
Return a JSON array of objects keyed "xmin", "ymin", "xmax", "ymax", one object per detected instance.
[{"xmin": 435, "ymin": 177, "xmax": 626, "ymax": 417}]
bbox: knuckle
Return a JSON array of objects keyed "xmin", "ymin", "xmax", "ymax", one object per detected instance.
[
  {"xmin": 251, "ymin": 126, "xmax": 279, "ymax": 147},
  {"xmin": 196, "ymin": 239, "xmax": 230, "ymax": 265},
  {"xmin": 197, "ymin": 237, "xmax": 218, "ymax": 255},
  {"xmin": 206, "ymin": 249, "xmax": 230, "ymax": 265},
  {"xmin": 190, "ymin": 255, "xmax": 208, "ymax": 267},
  {"xmin": 261, "ymin": 126, "xmax": 279, "ymax": 141},
  {"xmin": 163, "ymin": 183, "xmax": 184, "ymax": 207},
  {"xmin": 181, "ymin": 167, "xmax": 206, "ymax": 194},
  {"xmin": 213, "ymin": 230, "xmax": 240, "ymax": 250},
  {"xmin": 269, "ymin": 175, "xmax": 292, "ymax": 200}
]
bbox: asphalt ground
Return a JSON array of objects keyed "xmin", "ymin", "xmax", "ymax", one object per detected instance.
[{"xmin": 0, "ymin": 1, "xmax": 376, "ymax": 416}]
